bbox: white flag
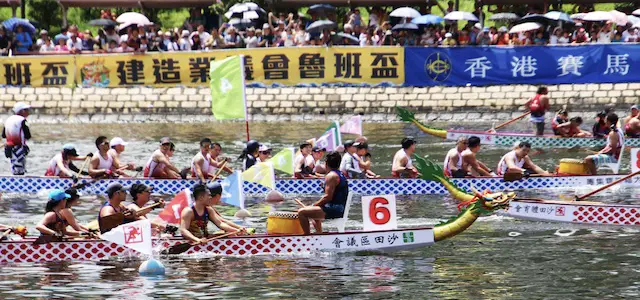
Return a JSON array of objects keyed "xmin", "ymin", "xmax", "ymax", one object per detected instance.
[
  {"xmin": 340, "ymin": 115, "xmax": 363, "ymax": 135},
  {"xmin": 316, "ymin": 128, "xmax": 338, "ymax": 152},
  {"xmin": 101, "ymin": 219, "xmax": 153, "ymax": 255}
]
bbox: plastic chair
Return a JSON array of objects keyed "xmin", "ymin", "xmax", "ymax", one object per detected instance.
[
  {"xmin": 597, "ymin": 145, "xmax": 623, "ymax": 174},
  {"xmin": 337, "ymin": 192, "xmax": 353, "ymax": 233}
]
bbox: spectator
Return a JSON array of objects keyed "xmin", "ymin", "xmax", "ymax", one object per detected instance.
[
  {"xmin": 106, "ymin": 40, "xmax": 118, "ymax": 52},
  {"xmin": 116, "ymin": 40, "xmax": 133, "ymax": 52},
  {"xmin": 54, "ymin": 26, "xmax": 69, "ymax": 45},
  {"xmin": 420, "ymin": 27, "xmax": 436, "ymax": 46},
  {"xmin": 489, "ymin": 27, "xmax": 499, "ymax": 44},
  {"xmin": 167, "ymin": 32, "xmax": 179, "ymax": 51},
  {"xmin": 259, "ymin": 23, "xmax": 275, "ymax": 47},
  {"xmin": 224, "ymin": 27, "xmax": 241, "ymax": 48},
  {"xmin": 36, "ymin": 30, "xmax": 48, "ymax": 47},
  {"xmin": 39, "ymin": 37, "xmax": 55, "ymax": 52},
  {"xmin": 469, "ymin": 23, "xmax": 481, "ymax": 45},
  {"xmin": 127, "ymin": 28, "xmax": 141, "ymax": 50},
  {"xmin": 104, "ymin": 26, "xmax": 119, "ymax": 44},
  {"xmin": 349, "ymin": 9, "xmax": 362, "ymax": 27},
  {"xmin": 190, "ymin": 25, "xmax": 210, "ymax": 49},
  {"xmin": 244, "ymin": 27, "xmax": 259, "ymax": 48},
  {"xmin": 573, "ymin": 27, "xmax": 589, "ymax": 43},
  {"xmin": 68, "ymin": 25, "xmax": 81, "ymax": 39},
  {"xmin": 521, "ymin": 31, "xmax": 533, "ymax": 45},
  {"xmin": 361, "ymin": 30, "xmax": 375, "ymax": 46},
  {"xmin": 534, "ymin": 31, "xmax": 546, "ymax": 45},
  {"xmin": 369, "ymin": 7, "xmax": 381, "ymax": 27},
  {"xmin": 82, "ymin": 30, "xmax": 95, "ymax": 50},
  {"xmin": 139, "ymin": 36, "xmax": 148, "ymax": 51},
  {"xmin": 205, "ymin": 28, "xmax": 225, "ymax": 49},
  {"xmin": 54, "ymin": 38, "xmax": 69, "ymax": 52},
  {"xmin": 612, "ymin": 32, "xmax": 623, "ymax": 43},
  {"xmin": 191, "ymin": 33, "xmax": 202, "ymax": 50},
  {"xmin": 509, "ymin": 33, "xmax": 522, "ymax": 46},
  {"xmin": 625, "ymin": 28, "xmax": 638, "ymax": 42},
  {"xmin": 549, "ymin": 27, "xmax": 561, "ymax": 45},
  {"xmin": 597, "ymin": 24, "xmax": 612, "ymax": 44},
  {"xmin": 294, "ymin": 23, "xmax": 308, "ymax": 46},
  {"xmin": 496, "ymin": 27, "xmax": 509, "ymax": 45},
  {"xmin": 148, "ymin": 37, "xmax": 163, "ymax": 52},
  {"xmin": 14, "ymin": 25, "xmax": 32, "ymax": 53},
  {"xmin": 96, "ymin": 29, "xmax": 108, "ymax": 50},
  {"xmin": 458, "ymin": 29, "xmax": 469, "ymax": 46},
  {"xmin": 282, "ymin": 28, "xmax": 295, "ymax": 47},
  {"xmin": 66, "ymin": 33, "xmax": 82, "ymax": 53},
  {"xmin": 477, "ymin": 28, "xmax": 491, "ymax": 45},
  {"xmin": 0, "ymin": 27, "xmax": 11, "ymax": 55},
  {"xmin": 622, "ymin": 26, "xmax": 634, "ymax": 41},
  {"xmin": 179, "ymin": 30, "xmax": 191, "ymax": 50},
  {"xmin": 558, "ymin": 31, "xmax": 571, "ymax": 44},
  {"xmin": 442, "ymin": 32, "xmax": 456, "ymax": 46}
]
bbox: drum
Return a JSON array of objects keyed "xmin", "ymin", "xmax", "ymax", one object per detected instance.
[
  {"xmin": 558, "ymin": 158, "xmax": 588, "ymax": 175},
  {"xmin": 267, "ymin": 211, "xmax": 304, "ymax": 235}
]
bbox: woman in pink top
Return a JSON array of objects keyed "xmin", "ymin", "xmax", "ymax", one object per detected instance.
[{"xmin": 55, "ymin": 38, "xmax": 69, "ymax": 52}]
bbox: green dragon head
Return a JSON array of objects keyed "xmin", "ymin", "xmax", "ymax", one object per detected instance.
[{"xmin": 396, "ymin": 106, "xmax": 416, "ymax": 123}]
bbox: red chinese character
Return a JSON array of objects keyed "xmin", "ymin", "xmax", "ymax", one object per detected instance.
[{"xmin": 555, "ymin": 207, "xmax": 565, "ymax": 216}]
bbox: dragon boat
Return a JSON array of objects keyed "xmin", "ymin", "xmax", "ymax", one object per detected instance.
[
  {"xmin": 415, "ymin": 156, "xmax": 640, "ymax": 226},
  {"xmin": 396, "ymin": 106, "xmax": 640, "ymax": 148}
]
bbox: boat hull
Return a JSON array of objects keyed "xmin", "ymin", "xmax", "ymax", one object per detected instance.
[
  {"xmin": 445, "ymin": 130, "xmax": 634, "ymax": 148},
  {"xmin": 1, "ymin": 174, "xmax": 638, "ymax": 195},
  {"xmin": 0, "ymin": 227, "xmax": 435, "ymax": 264},
  {"xmin": 503, "ymin": 199, "xmax": 640, "ymax": 226}
]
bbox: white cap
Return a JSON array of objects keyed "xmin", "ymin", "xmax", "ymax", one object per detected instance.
[
  {"xmin": 12, "ymin": 102, "xmax": 31, "ymax": 114},
  {"xmin": 110, "ymin": 137, "xmax": 128, "ymax": 147},
  {"xmin": 473, "ymin": 23, "xmax": 482, "ymax": 30},
  {"xmin": 445, "ymin": 32, "xmax": 452, "ymax": 38},
  {"xmin": 259, "ymin": 144, "xmax": 271, "ymax": 152},
  {"xmin": 263, "ymin": 23, "xmax": 270, "ymax": 29},
  {"xmin": 181, "ymin": 30, "xmax": 189, "ymax": 37}
]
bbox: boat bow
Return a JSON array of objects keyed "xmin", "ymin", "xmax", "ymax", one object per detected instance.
[{"xmin": 396, "ymin": 106, "xmax": 448, "ymax": 139}]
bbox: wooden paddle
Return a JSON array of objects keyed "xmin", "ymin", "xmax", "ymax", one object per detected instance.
[
  {"xmin": 487, "ymin": 111, "xmax": 531, "ymax": 132},
  {"xmin": 100, "ymin": 202, "xmax": 164, "ymax": 233},
  {"xmin": 75, "ymin": 156, "xmax": 91, "ymax": 178},
  {"xmin": 208, "ymin": 161, "xmax": 228, "ymax": 183},
  {"xmin": 161, "ymin": 229, "xmax": 241, "ymax": 255},
  {"xmin": 575, "ymin": 170, "xmax": 640, "ymax": 201},
  {"xmin": 33, "ymin": 234, "xmax": 63, "ymax": 245},
  {"xmin": 0, "ymin": 229, "xmax": 11, "ymax": 241},
  {"xmin": 503, "ymin": 171, "xmax": 547, "ymax": 182}
]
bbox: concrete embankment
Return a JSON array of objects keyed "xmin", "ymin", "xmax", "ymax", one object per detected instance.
[{"xmin": 0, "ymin": 83, "xmax": 637, "ymax": 123}]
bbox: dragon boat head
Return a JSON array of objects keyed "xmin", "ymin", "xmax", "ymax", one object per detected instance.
[
  {"xmin": 396, "ymin": 106, "xmax": 416, "ymax": 123},
  {"xmin": 467, "ymin": 188, "xmax": 513, "ymax": 213}
]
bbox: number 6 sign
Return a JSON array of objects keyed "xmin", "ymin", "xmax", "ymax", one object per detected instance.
[{"xmin": 362, "ymin": 195, "xmax": 397, "ymax": 231}]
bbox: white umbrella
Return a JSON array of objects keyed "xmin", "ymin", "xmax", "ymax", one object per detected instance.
[
  {"xmin": 509, "ymin": 22, "xmax": 541, "ymax": 33},
  {"xmin": 633, "ymin": 9, "xmax": 640, "ymax": 16},
  {"xmin": 444, "ymin": 11, "xmax": 479, "ymax": 22},
  {"xmin": 608, "ymin": 10, "xmax": 628, "ymax": 25},
  {"xmin": 628, "ymin": 15, "xmax": 640, "ymax": 25},
  {"xmin": 389, "ymin": 7, "xmax": 421, "ymax": 19},
  {"xmin": 570, "ymin": 13, "xmax": 586, "ymax": 20},
  {"xmin": 582, "ymin": 11, "xmax": 612, "ymax": 22},
  {"xmin": 116, "ymin": 12, "xmax": 153, "ymax": 25}
]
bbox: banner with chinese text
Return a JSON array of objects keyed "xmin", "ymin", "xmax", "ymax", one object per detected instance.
[
  {"xmin": 405, "ymin": 45, "xmax": 640, "ymax": 87},
  {"xmin": 0, "ymin": 55, "xmax": 75, "ymax": 87}
]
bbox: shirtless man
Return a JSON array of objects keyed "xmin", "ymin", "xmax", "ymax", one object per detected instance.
[
  {"xmin": 191, "ymin": 138, "xmax": 212, "ymax": 182},
  {"xmin": 89, "ymin": 136, "xmax": 122, "ymax": 178},
  {"xmin": 496, "ymin": 142, "xmax": 549, "ymax": 176},
  {"xmin": 623, "ymin": 105, "xmax": 640, "ymax": 138},
  {"xmin": 622, "ymin": 105, "xmax": 638, "ymax": 127},
  {"xmin": 443, "ymin": 137, "xmax": 468, "ymax": 178},
  {"xmin": 460, "ymin": 136, "xmax": 494, "ymax": 177},
  {"xmin": 143, "ymin": 137, "xmax": 181, "ymax": 179},
  {"xmin": 391, "ymin": 137, "xmax": 419, "ymax": 178}
]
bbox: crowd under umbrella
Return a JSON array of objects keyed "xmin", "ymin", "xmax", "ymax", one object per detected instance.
[
  {"xmin": 306, "ymin": 19, "xmax": 335, "ymax": 33},
  {"xmin": 411, "ymin": 14, "xmax": 444, "ymax": 25},
  {"xmin": 2, "ymin": 17, "xmax": 36, "ymax": 34},
  {"xmin": 88, "ymin": 18, "xmax": 118, "ymax": 27},
  {"xmin": 489, "ymin": 12, "xmax": 519, "ymax": 22},
  {"xmin": 582, "ymin": 11, "xmax": 612, "ymax": 22},
  {"xmin": 392, "ymin": 23, "xmax": 419, "ymax": 31},
  {"xmin": 544, "ymin": 11, "xmax": 573, "ymax": 23},
  {"xmin": 509, "ymin": 22, "xmax": 541, "ymax": 34},
  {"xmin": 607, "ymin": 10, "xmax": 628, "ymax": 25},
  {"xmin": 389, "ymin": 7, "xmax": 421, "ymax": 19},
  {"xmin": 116, "ymin": 12, "xmax": 153, "ymax": 26},
  {"xmin": 308, "ymin": 4, "xmax": 336, "ymax": 17},
  {"xmin": 443, "ymin": 11, "xmax": 479, "ymax": 22},
  {"xmin": 331, "ymin": 32, "xmax": 359, "ymax": 45}
]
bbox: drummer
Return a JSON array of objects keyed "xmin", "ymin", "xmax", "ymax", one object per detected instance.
[
  {"xmin": 298, "ymin": 151, "xmax": 349, "ymax": 235},
  {"xmin": 36, "ymin": 189, "xmax": 81, "ymax": 237},
  {"xmin": 179, "ymin": 182, "xmax": 246, "ymax": 244},
  {"xmin": 584, "ymin": 113, "xmax": 624, "ymax": 175},
  {"xmin": 496, "ymin": 142, "xmax": 549, "ymax": 176}
]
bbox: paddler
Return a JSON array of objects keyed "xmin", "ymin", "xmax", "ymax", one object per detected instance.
[
  {"xmin": 3, "ymin": 102, "xmax": 32, "ymax": 175},
  {"xmin": 295, "ymin": 142, "xmax": 316, "ymax": 178},
  {"xmin": 592, "ymin": 109, "xmax": 611, "ymax": 138},
  {"xmin": 311, "ymin": 146, "xmax": 328, "ymax": 176},
  {"xmin": 36, "ymin": 189, "xmax": 81, "ymax": 237},
  {"xmin": 554, "ymin": 117, "xmax": 592, "ymax": 137},
  {"xmin": 98, "ymin": 183, "xmax": 139, "ymax": 234},
  {"xmin": 392, "ymin": 137, "xmax": 419, "ymax": 178},
  {"xmin": 127, "ymin": 183, "xmax": 176, "ymax": 233},
  {"xmin": 354, "ymin": 142, "xmax": 379, "ymax": 178},
  {"xmin": 143, "ymin": 137, "xmax": 181, "ymax": 179},
  {"xmin": 107, "ymin": 137, "xmax": 137, "ymax": 175},
  {"xmin": 622, "ymin": 105, "xmax": 638, "ymax": 127},
  {"xmin": 584, "ymin": 113, "xmax": 623, "ymax": 175},
  {"xmin": 339, "ymin": 141, "xmax": 362, "ymax": 179},
  {"xmin": 524, "ymin": 86, "xmax": 550, "ymax": 136},
  {"xmin": 88, "ymin": 136, "xmax": 121, "ymax": 178},
  {"xmin": 207, "ymin": 142, "xmax": 232, "ymax": 175},
  {"xmin": 191, "ymin": 138, "xmax": 213, "ymax": 182},
  {"xmin": 496, "ymin": 142, "xmax": 549, "ymax": 177},
  {"xmin": 460, "ymin": 136, "xmax": 495, "ymax": 177},
  {"xmin": 624, "ymin": 105, "xmax": 640, "ymax": 138},
  {"xmin": 179, "ymin": 182, "xmax": 246, "ymax": 243},
  {"xmin": 59, "ymin": 188, "xmax": 94, "ymax": 236},
  {"xmin": 257, "ymin": 144, "xmax": 272, "ymax": 163},
  {"xmin": 443, "ymin": 137, "xmax": 468, "ymax": 178},
  {"xmin": 240, "ymin": 140, "xmax": 260, "ymax": 171},
  {"xmin": 298, "ymin": 151, "xmax": 349, "ymax": 235},
  {"xmin": 551, "ymin": 109, "xmax": 568, "ymax": 136},
  {"xmin": 44, "ymin": 144, "xmax": 91, "ymax": 179}
]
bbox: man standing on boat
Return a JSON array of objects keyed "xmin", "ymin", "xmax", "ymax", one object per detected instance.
[
  {"xmin": 444, "ymin": 137, "xmax": 468, "ymax": 178},
  {"xmin": 179, "ymin": 182, "xmax": 246, "ymax": 243},
  {"xmin": 460, "ymin": 136, "xmax": 494, "ymax": 177},
  {"xmin": 496, "ymin": 142, "xmax": 549, "ymax": 177},
  {"xmin": 3, "ymin": 102, "xmax": 31, "ymax": 175},
  {"xmin": 191, "ymin": 138, "xmax": 213, "ymax": 182},
  {"xmin": 44, "ymin": 144, "xmax": 90, "ymax": 179},
  {"xmin": 108, "ymin": 137, "xmax": 137, "ymax": 175},
  {"xmin": 524, "ymin": 86, "xmax": 550, "ymax": 136},
  {"xmin": 298, "ymin": 151, "xmax": 349, "ymax": 235},
  {"xmin": 339, "ymin": 141, "xmax": 362, "ymax": 179},
  {"xmin": 584, "ymin": 113, "xmax": 623, "ymax": 175},
  {"xmin": 392, "ymin": 137, "xmax": 419, "ymax": 178},
  {"xmin": 143, "ymin": 137, "xmax": 181, "ymax": 179},
  {"xmin": 295, "ymin": 142, "xmax": 316, "ymax": 178},
  {"xmin": 89, "ymin": 136, "xmax": 121, "ymax": 178}
]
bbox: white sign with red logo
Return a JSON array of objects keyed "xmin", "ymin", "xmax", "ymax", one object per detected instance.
[
  {"xmin": 631, "ymin": 148, "xmax": 640, "ymax": 173},
  {"xmin": 101, "ymin": 219, "xmax": 153, "ymax": 255},
  {"xmin": 361, "ymin": 195, "xmax": 397, "ymax": 231}
]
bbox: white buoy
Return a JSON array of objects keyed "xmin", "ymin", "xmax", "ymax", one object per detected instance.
[
  {"xmin": 234, "ymin": 209, "xmax": 252, "ymax": 218},
  {"xmin": 139, "ymin": 258, "xmax": 166, "ymax": 276}
]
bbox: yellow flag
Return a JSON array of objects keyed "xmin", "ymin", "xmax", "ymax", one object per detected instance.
[{"xmin": 242, "ymin": 162, "xmax": 275, "ymax": 190}]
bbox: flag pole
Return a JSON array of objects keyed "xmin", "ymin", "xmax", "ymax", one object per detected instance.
[{"xmin": 240, "ymin": 55, "xmax": 250, "ymax": 141}]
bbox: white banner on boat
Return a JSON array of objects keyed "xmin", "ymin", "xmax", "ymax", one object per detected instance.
[
  {"xmin": 101, "ymin": 219, "xmax": 153, "ymax": 255},
  {"xmin": 631, "ymin": 148, "xmax": 640, "ymax": 173},
  {"xmin": 361, "ymin": 195, "xmax": 397, "ymax": 231}
]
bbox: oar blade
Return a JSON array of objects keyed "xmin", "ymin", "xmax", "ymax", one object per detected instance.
[
  {"xmin": 99, "ymin": 213, "xmax": 125, "ymax": 233},
  {"xmin": 162, "ymin": 242, "xmax": 193, "ymax": 255},
  {"xmin": 503, "ymin": 171, "xmax": 524, "ymax": 182},
  {"xmin": 33, "ymin": 235, "xmax": 62, "ymax": 245}
]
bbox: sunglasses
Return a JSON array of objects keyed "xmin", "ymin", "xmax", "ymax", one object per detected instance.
[{"xmin": 260, "ymin": 151, "xmax": 272, "ymax": 155}]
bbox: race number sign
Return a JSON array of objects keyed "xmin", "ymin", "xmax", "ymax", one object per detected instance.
[
  {"xmin": 361, "ymin": 195, "xmax": 397, "ymax": 231},
  {"xmin": 631, "ymin": 148, "xmax": 640, "ymax": 173}
]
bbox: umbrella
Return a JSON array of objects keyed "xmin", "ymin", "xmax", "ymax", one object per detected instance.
[
  {"xmin": 227, "ymin": 10, "xmax": 260, "ymax": 20},
  {"xmin": 489, "ymin": 12, "xmax": 520, "ymax": 22},
  {"xmin": 229, "ymin": 18, "xmax": 253, "ymax": 26},
  {"xmin": 88, "ymin": 19, "xmax": 118, "ymax": 27},
  {"xmin": 544, "ymin": 11, "xmax": 573, "ymax": 23},
  {"xmin": 118, "ymin": 23, "xmax": 143, "ymax": 35},
  {"xmin": 509, "ymin": 22, "xmax": 542, "ymax": 34},
  {"xmin": 2, "ymin": 18, "xmax": 36, "ymax": 34},
  {"xmin": 628, "ymin": 15, "xmax": 640, "ymax": 25},
  {"xmin": 633, "ymin": 9, "xmax": 640, "ymax": 16},
  {"xmin": 392, "ymin": 23, "xmax": 419, "ymax": 31},
  {"xmin": 570, "ymin": 13, "xmax": 586, "ymax": 20},
  {"xmin": 411, "ymin": 14, "xmax": 444, "ymax": 25},
  {"xmin": 331, "ymin": 32, "xmax": 359, "ymax": 45},
  {"xmin": 306, "ymin": 20, "xmax": 335, "ymax": 33},
  {"xmin": 582, "ymin": 11, "xmax": 612, "ymax": 22},
  {"xmin": 444, "ymin": 11, "xmax": 479, "ymax": 22},
  {"xmin": 390, "ymin": 7, "xmax": 421, "ymax": 19},
  {"xmin": 608, "ymin": 10, "xmax": 628, "ymax": 25},
  {"xmin": 116, "ymin": 12, "xmax": 153, "ymax": 25},
  {"xmin": 516, "ymin": 14, "xmax": 550, "ymax": 25},
  {"xmin": 308, "ymin": 4, "xmax": 336, "ymax": 16}
]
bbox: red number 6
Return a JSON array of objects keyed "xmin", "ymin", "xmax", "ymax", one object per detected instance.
[
  {"xmin": 369, "ymin": 197, "xmax": 391, "ymax": 225},
  {"xmin": 636, "ymin": 151, "xmax": 640, "ymax": 169}
]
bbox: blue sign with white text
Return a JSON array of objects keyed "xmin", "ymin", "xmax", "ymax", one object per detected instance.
[{"xmin": 404, "ymin": 45, "xmax": 639, "ymax": 87}]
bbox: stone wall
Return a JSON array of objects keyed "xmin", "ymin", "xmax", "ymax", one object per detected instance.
[{"xmin": 1, "ymin": 83, "xmax": 638, "ymax": 123}]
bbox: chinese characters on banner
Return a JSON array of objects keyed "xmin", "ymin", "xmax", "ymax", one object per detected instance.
[
  {"xmin": 405, "ymin": 44, "xmax": 640, "ymax": 87},
  {"xmin": 0, "ymin": 47, "xmax": 404, "ymax": 87}
]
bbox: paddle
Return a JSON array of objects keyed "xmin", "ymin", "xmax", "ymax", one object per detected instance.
[
  {"xmin": 100, "ymin": 202, "xmax": 164, "ymax": 233},
  {"xmin": 487, "ymin": 111, "xmax": 531, "ymax": 132},
  {"xmin": 75, "ymin": 156, "xmax": 91, "ymax": 178},
  {"xmin": 33, "ymin": 234, "xmax": 63, "ymax": 245},
  {"xmin": 503, "ymin": 171, "xmax": 547, "ymax": 182},
  {"xmin": 0, "ymin": 229, "xmax": 11, "ymax": 241},
  {"xmin": 208, "ymin": 161, "xmax": 228, "ymax": 183},
  {"xmin": 575, "ymin": 170, "xmax": 640, "ymax": 201},
  {"xmin": 161, "ymin": 229, "xmax": 241, "ymax": 255}
]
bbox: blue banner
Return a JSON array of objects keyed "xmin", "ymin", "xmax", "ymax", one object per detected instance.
[
  {"xmin": 221, "ymin": 171, "xmax": 245, "ymax": 209},
  {"xmin": 405, "ymin": 45, "xmax": 639, "ymax": 86}
]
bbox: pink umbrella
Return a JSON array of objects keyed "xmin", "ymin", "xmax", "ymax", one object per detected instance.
[{"xmin": 608, "ymin": 10, "xmax": 629, "ymax": 25}]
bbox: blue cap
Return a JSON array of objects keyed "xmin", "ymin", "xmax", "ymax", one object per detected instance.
[{"xmin": 49, "ymin": 189, "xmax": 71, "ymax": 202}]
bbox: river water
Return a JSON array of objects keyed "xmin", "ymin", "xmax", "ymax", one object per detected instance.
[{"xmin": 0, "ymin": 121, "xmax": 639, "ymax": 299}]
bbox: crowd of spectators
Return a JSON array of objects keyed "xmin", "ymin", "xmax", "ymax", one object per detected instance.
[{"xmin": 0, "ymin": 3, "xmax": 638, "ymax": 55}]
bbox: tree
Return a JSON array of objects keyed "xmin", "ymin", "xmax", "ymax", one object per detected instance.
[{"xmin": 28, "ymin": 0, "xmax": 62, "ymax": 32}]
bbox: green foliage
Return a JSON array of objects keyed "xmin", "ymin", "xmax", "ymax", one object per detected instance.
[
  {"xmin": 396, "ymin": 106, "xmax": 416, "ymax": 123},
  {"xmin": 27, "ymin": 0, "xmax": 61, "ymax": 31}
]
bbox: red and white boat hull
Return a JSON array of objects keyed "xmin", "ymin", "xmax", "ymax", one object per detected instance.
[{"xmin": 504, "ymin": 199, "xmax": 640, "ymax": 225}]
